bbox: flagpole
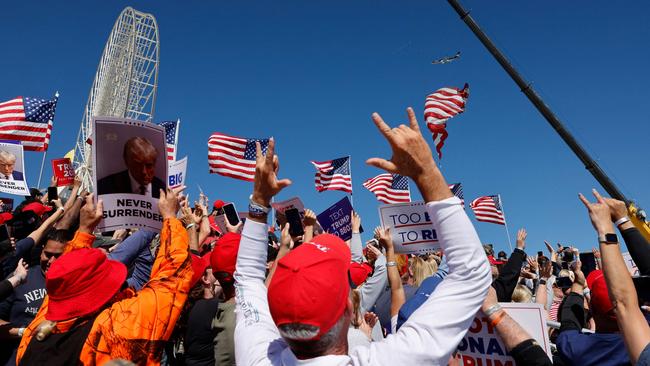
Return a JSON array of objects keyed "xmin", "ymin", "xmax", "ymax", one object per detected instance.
[
  {"xmin": 37, "ymin": 150, "xmax": 47, "ymax": 189},
  {"xmin": 498, "ymin": 194, "xmax": 514, "ymax": 252},
  {"xmin": 347, "ymin": 155, "xmax": 354, "ymax": 208}
]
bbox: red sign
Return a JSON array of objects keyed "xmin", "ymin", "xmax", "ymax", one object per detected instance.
[{"xmin": 51, "ymin": 158, "xmax": 75, "ymax": 186}]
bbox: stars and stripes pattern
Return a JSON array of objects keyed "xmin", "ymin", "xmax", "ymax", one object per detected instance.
[
  {"xmin": 0, "ymin": 94, "xmax": 59, "ymax": 151},
  {"xmin": 470, "ymin": 195, "xmax": 506, "ymax": 225},
  {"xmin": 208, "ymin": 133, "xmax": 268, "ymax": 182},
  {"xmin": 311, "ymin": 156, "xmax": 352, "ymax": 193},
  {"xmin": 424, "ymin": 84, "xmax": 469, "ymax": 159},
  {"xmin": 448, "ymin": 182, "xmax": 465, "ymax": 206},
  {"xmin": 158, "ymin": 120, "xmax": 179, "ymax": 161},
  {"xmin": 363, "ymin": 173, "xmax": 410, "ymax": 204}
]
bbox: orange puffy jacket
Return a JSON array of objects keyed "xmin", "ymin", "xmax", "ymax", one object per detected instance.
[{"xmin": 16, "ymin": 218, "xmax": 193, "ymax": 365}]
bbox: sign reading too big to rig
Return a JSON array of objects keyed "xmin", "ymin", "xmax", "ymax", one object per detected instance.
[{"xmin": 378, "ymin": 201, "xmax": 438, "ymax": 254}]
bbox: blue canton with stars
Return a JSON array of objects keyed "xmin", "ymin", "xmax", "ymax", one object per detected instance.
[
  {"xmin": 158, "ymin": 120, "xmax": 178, "ymax": 144},
  {"xmin": 23, "ymin": 96, "xmax": 58, "ymax": 123},
  {"xmin": 325, "ymin": 157, "xmax": 350, "ymax": 175},
  {"xmin": 489, "ymin": 195, "xmax": 502, "ymax": 210},
  {"xmin": 391, "ymin": 174, "xmax": 409, "ymax": 190},
  {"xmin": 243, "ymin": 138, "xmax": 269, "ymax": 160}
]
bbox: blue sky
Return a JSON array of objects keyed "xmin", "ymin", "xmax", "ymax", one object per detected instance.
[{"xmin": 2, "ymin": 1, "xmax": 649, "ymax": 255}]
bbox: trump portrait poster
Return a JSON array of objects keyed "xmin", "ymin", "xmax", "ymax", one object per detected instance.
[{"xmin": 92, "ymin": 117, "xmax": 168, "ymax": 231}]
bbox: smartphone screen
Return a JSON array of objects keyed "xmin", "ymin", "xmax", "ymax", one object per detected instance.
[
  {"xmin": 222, "ymin": 203, "xmax": 240, "ymax": 226},
  {"xmin": 579, "ymin": 252, "xmax": 597, "ymax": 278},
  {"xmin": 0, "ymin": 225, "xmax": 9, "ymax": 242},
  {"xmin": 285, "ymin": 208, "xmax": 304, "ymax": 237},
  {"xmin": 537, "ymin": 251, "xmax": 543, "ymax": 257},
  {"xmin": 48, "ymin": 187, "xmax": 58, "ymax": 201}
]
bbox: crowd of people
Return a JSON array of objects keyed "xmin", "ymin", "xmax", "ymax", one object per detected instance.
[{"xmin": 0, "ymin": 108, "xmax": 648, "ymax": 365}]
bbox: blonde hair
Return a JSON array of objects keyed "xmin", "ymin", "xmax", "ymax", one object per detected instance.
[
  {"xmin": 410, "ymin": 256, "xmax": 437, "ymax": 287},
  {"xmin": 511, "ymin": 284, "xmax": 533, "ymax": 303},
  {"xmin": 558, "ymin": 269, "xmax": 575, "ymax": 282}
]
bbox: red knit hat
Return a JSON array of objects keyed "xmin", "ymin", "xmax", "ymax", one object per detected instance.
[
  {"xmin": 45, "ymin": 248, "xmax": 126, "ymax": 321},
  {"xmin": 22, "ymin": 202, "xmax": 53, "ymax": 217},
  {"xmin": 190, "ymin": 254, "xmax": 210, "ymax": 287},
  {"xmin": 587, "ymin": 270, "xmax": 616, "ymax": 321},
  {"xmin": 267, "ymin": 233, "xmax": 351, "ymax": 340},
  {"xmin": 210, "ymin": 232, "xmax": 241, "ymax": 281},
  {"xmin": 213, "ymin": 199, "xmax": 225, "ymax": 209},
  {"xmin": 349, "ymin": 262, "xmax": 373, "ymax": 287}
]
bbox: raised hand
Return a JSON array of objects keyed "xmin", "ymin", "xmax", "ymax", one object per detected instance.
[
  {"xmin": 80, "ymin": 194, "xmax": 104, "ymax": 234},
  {"xmin": 158, "ymin": 186, "xmax": 186, "ymax": 221},
  {"xmin": 303, "ymin": 209, "xmax": 317, "ymax": 227},
  {"xmin": 601, "ymin": 196, "xmax": 629, "ymax": 222},
  {"xmin": 374, "ymin": 226, "xmax": 393, "ymax": 252},
  {"xmin": 578, "ymin": 189, "xmax": 615, "ymax": 236},
  {"xmin": 252, "ymin": 138, "xmax": 292, "ymax": 207},
  {"xmin": 366, "ymin": 108, "xmax": 451, "ymax": 202},
  {"xmin": 351, "ymin": 211, "xmax": 361, "ymax": 234},
  {"xmin": 516, "ymin": 228, "xmax": 527, "ymax": 250}
]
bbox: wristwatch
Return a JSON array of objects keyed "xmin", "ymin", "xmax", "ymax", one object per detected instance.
[
  {"xmin": 598, "ymin": 233, "xmax": 619, "ymax": 244},
  {"xmin": 248, "ymin": 199, "xmax": 270, "ymax": 219}
]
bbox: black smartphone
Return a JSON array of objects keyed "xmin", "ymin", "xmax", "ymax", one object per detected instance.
[
  {"xmin": 537, "ymin": 251, "xmax": 543, "ymax": 257},
  {"xmin": 633, "ymin": 276, "xmax": 650, "ymax": 304},
  {"xmin": 561, "ymin": 261, "xmax": 569, "ymax": 270},
  {"xmin": 285, "ymin": 208, "xmax": 304, "ymax": 237},
  {"xmin": 48, "ymin": 186, "xmax": 58, "ymax": 201},
  {"xmin": 579, "ymin": 253, "xmax": 597, "ymax": 278},
  {"xmin": 222, "ymin": 203, "xmax": 240, "ymax": 226},
  {"xmin": 367, "ymin": 238, "xmax": 379, "ymax": 249},
  {"xmin": 0, "ymin": 225, "xmax": 9, "ymax": 242}
]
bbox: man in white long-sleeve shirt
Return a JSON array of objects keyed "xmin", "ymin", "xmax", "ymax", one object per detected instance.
[{"xmin": 234, "ymin": 107, "xmax": 492, "ymax": 365}]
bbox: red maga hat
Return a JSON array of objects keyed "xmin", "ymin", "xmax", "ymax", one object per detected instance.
[
  {"xmin": 587, "ymin": 270, "xmax": 616, "ymax": 321},
  {"xmin": 190, "ymin": 254, "xmax": 210, "ymax": 287},
  {"xmin": 210, "ymin": 232, "xmax": 241, "ymax": 281},
  {"xmin": 349, "ymin": 262, "xmax": 373, "ymax": 287},
  {"xmin": 22, "ymin": 202, "xmax": 53, "ymax": 217},
  {"xmin": 45, "ymin": 248, "xmax": 126, "ymax": 321},
  {"xmin": 268, "ymin": 233, "xmax": 351, "ymax": 340}
]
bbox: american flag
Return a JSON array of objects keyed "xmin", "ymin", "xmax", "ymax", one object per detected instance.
[
  {"xmin": 0, "ymin": 94, "xmax": 58, "ymax": 151},
  {"xmin": 448, "ymin": 182, "xmax": 465, "ymax": 206},
  {"xmin": 158, "ymin": 120, "xmax": 179, "ymax": 161},
  {"xmin": 424, "ymin": 84, "xmax": 469, "ymax": 159},
  {"xmin": 470, "ymin": 195, "xmax": 506, "ymax": 225},
  {"xmin": 311, "ymin": 156, "xmax": 352, "ymax": 193},
  {"xmin": 208, "ymin": 132, "xmax": 268, "ymax": 182},
  {"xmin": 363, "ymin": 173, "xmax": 410, "ymax": 204}
]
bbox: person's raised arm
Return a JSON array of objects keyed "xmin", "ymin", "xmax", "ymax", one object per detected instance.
[
  {"xmin": 302, "ymin": 208, "xmax": 317, "ymax": 243},
  {"xmin": 377, "ymin": 227, "xmax": 404, "ymax": 326},
  {"xmin": 62, "ymin": 176, "xmax": 82, "ymax": 212},
  {"xmin": 349, "ymin": 211, "xmax": 364, "ymax": 262},
  {"xmin": 481, "ymin": 287, "xmax": 553, "ymax": 365},
  {"xmin": 234, "ymin": 138, "xmax": 291, "ymax": 366},
  {"xmin": 535, "ymin": 260, "xmax": 552, "ymax": 311},
  {"xmin": 493, "ymin": 228, "xmax": 528, "ymax": 302},
  {"xmin": 180, "ymin": 199, "xmax": 200, "ymax": 252},
  {"xmin": 27, "ymin": 199, "xmax": 65, "ymax": 243},
  {"xmin": 580, "ymin": 189, "xmax": 650, "ymax": 364},
  {"xmin": 354, "ymin": 108, "xmax": 491, "ymax": 364}
]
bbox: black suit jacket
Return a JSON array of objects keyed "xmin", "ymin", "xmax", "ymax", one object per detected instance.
[{"xmin": 96, "ymin": 170, "xmax": 165, "ymax": 198}]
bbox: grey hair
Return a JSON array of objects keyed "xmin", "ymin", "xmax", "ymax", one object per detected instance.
[
  {"xmin": 279, "ymin": 316, "xmax": 348, "ymax": 358},
  {"xmin": 0, "ymin": 151, "xmax": 16, "ymax": 163}
]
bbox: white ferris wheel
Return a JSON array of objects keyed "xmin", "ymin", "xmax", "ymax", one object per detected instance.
[{"xmin": 74, "ymin": 6, "xmax": 160, "ymax": 190}]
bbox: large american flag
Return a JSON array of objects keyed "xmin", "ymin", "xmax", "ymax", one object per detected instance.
[
  {"xmin": 448, "ymin": 182, "xmax": 465, "ymax": 206},
  {"xmin": 159, "ymin": 120, "xmax": 179, "ymax": 161},
  {"xmin": 208, "ymin": 132, "xmax": 268, "ymax": 182},
  {"xmin": 363, "ymin": 173, "xmax": 410, "ymax": 204},
  {"xmin": 424, "ymin": 84, "xmax": 469, "ymax": 159},
  {"xmin": 0, "ymin": 94, "xmax": 58, "ymax": 151},
  {"xmin": 311, "ymin": 156, "xmax": 352, "ymax": 193},
  {"xmin": 470, "ymin": 195, "xmax": 506, "ymax": 225}
]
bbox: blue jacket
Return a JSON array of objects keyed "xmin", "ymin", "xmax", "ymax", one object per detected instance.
[{"xmin": 108, "ymin": 230, "xmax": 157, "ymax": 290}]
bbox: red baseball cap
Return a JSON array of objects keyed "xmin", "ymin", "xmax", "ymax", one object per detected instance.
[
  {"xmin": 208, "ymin": 216, "xmax": 221, "ymax": 234},
  {"xmin": 45, "ymin": 248, "xmax": 126, "ymax": 321},
  {"xmin": 268, "ymin": 233, "xmax": 351, "ymax": 340},
  {"xmin": 349, "ymin": 262, "xmax": 373, "ymax": 287},
  {"xmin": 488, "ymin": 255, "xmax": 505, "ymax": 266},
  {"xmin": 0, "ymin": 212, "xmax": 13, "ymax": 225},
  {"xmin": 190, "ymin": 254, "xmax": 210, "ymax": 287},
  {"xmin": 587, "ymin": 270, "xmax": 616, "ymax": 322},
  {"xmin": 210, "ymin": 232, "xmax": 241, "ymax": 281},
  {"xmin": 22, "ymin": 202, "xmax": 53, "ymax": 217},
  {"xmin": 213, "ymin": 199, "xmax": 225, "ymax": 209}
]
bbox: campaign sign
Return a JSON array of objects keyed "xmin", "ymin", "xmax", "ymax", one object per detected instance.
[
  {"xmin": 378, "ymin": 201, "xmax": 437, "ymax": 254},
  {"xmin": 51, "ymin": 158, "xmax": 75, "ymax": 186},
  {"xmin": 456, "ymin": 303, "xmax": 552, "ymax": 366},
  {"xmin": 0, "ymin": 141, "xmax": 30, "ymax": 196},
  {"xmin": 623, "ymin": 252, "xmax": 639, "ymax": 276},
  {"xmin": 317, "ymin": 196, "xmax": 356, "ymax": 241},
  {"xmin": 168, "ymin": 156, "xmax": 187, "ymax": 189},
  {"xmin": 0, "ymin": 198, "xmax": 13, "ymax": 212},
  {"xmin": 271, "ymin": 197, "xmax": 305, "ymax": 215},
  {"xmin": 92, "ymin": 117, "xmax": 168, "ymax": 232}
]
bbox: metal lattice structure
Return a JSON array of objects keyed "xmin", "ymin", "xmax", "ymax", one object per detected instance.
[{"xmin": 74, "ymin": 7, "xmax": 160, "ymax": 190}]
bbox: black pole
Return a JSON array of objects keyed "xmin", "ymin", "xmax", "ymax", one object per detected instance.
[{"xmin": 446, "ymin": 0, "xmax": 628, "ymax": 203}]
